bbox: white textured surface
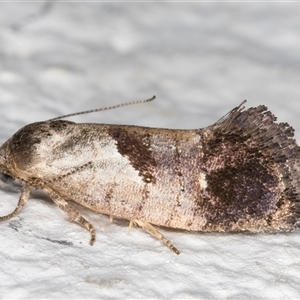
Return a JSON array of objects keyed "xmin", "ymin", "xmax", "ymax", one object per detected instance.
[{"xmin": 1, "ymin": 3, "xmax": 300, "ymax": 299}]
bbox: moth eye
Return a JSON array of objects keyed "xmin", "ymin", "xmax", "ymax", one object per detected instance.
[
  {"xmin": 0, "ymin": 172, "xmax": 22, "ymax": 192},
  {"xmin": 0, "ymin": 173, "xmax": 15, "ymax": 184}
]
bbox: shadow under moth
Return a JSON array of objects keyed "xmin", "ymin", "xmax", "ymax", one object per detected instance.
[{"xmin": 0, "ymin": 97, "xmax": 299, "ymax": 255}]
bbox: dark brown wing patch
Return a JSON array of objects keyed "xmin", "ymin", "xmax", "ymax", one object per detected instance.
[{"xmin": 108, "ymin": 126, "xmax": 157, "ymax": 184}]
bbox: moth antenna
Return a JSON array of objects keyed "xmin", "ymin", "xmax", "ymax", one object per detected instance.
[{"xmin": 48, "ymin": 95, "xmax": 156, "ymax": 121}]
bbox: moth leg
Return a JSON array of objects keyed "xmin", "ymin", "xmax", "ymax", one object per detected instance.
[
  {"xmin": 0, "ymin": 185, "xmax": 30, "ymax": 221},
  {"xmin": 43, "ymin": 187, "xmax": 96, "ymax": 245},
  {"xmin": 128, "ymin": 220, "xmax": 134, "ymax": 230},
  {"xmin": 132, "ymin": 219, "xmax": 180, "ymax": 255}
]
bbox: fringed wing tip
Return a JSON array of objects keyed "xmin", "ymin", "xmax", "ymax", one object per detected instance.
[
  {"xmin": 206, "ymin": 101, "xmax": 300, "ymax": 230},
  {"xmin": 212, "ymin": 101, "xmax": 296, "ymax": 147}
]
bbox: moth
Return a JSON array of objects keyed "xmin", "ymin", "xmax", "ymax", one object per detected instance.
[{"xmin": 0, "ymin": 97, "xmax": 299, "ymax": 255}]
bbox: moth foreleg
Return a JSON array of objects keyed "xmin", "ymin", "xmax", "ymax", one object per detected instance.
[
  {"xmin": 0, "ymin": 185, "xmax": 30, "ymax": 221},
  {"xmin": 132, "ymin": 219, "xmax": 180, "ymax": 255},
  {"xmin": 43, "ymin": 187, "xmax": 96, "ymax": 245}
]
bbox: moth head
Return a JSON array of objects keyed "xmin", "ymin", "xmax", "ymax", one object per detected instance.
[
  {"xmin": 0, "ymin": 120, "xmax": 75, "ymax": 180},
  {"xmin": 0, "ymin": 138, "xmax": 14, "ymax": 177}
]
